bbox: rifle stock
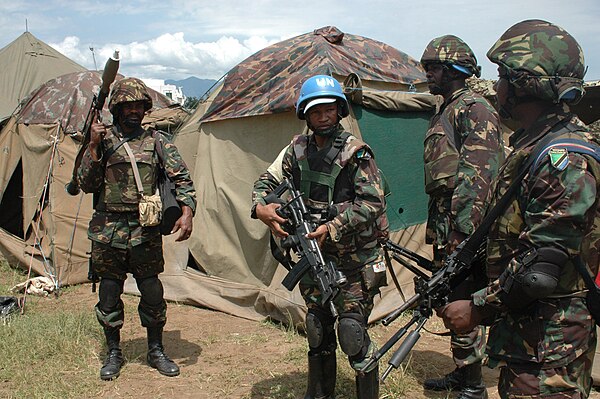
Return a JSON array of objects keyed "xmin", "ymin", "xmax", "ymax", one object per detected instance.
[{"xmin": 65, "ymin": 50, "xmax": 120, "ymax": 196}]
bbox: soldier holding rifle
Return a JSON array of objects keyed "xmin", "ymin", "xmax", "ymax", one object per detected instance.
[
  {"xmin": 77, "ymin": 77, "xmax": 196, "ymax": 380},
  {"xmin": 439, "ymin": 20, "xmax": 599, "ymax": 398},
  {"xmin": 419, "ymin": 35, "xmax": 504, "ymax": 399},
  {"xmin": 252, "ymin": 75, "xmax": 388, "ymax": 399}
]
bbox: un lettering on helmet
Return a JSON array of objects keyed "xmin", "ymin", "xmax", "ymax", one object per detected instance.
[{"xmin": 316, "ymin": 77, "xmax": 336, "ymax": 88}]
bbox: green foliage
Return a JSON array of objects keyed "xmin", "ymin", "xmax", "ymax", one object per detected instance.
[{"xmin": 183, "ymin": 96, "xmax": 199, "ymax": 110}]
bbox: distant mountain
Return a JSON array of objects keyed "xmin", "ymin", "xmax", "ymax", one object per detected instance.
[{"xmin": 165, "ymin": 77, "xmax": 217, "ymax": 99}]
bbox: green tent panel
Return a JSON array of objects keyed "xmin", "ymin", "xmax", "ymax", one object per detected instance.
[{"xmin": 352, "ymin": 104, "xmax": 432, "ymax": 231}]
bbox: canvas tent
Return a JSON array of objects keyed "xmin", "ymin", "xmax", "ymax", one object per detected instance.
[
  {"xmin": 0, "ymin": 71, "xmax": 186, "ymax": 288},
  {"xmin": 136, "ymin": 26, "xmax": 438, "ymax": 325},
  {"xmin": 0, "ymin": 31, "xmax": 87, "ymax": 122}
]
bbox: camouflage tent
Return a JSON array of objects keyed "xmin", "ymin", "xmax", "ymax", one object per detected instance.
[
  {"xmin": 202, "ymin": 26, "xmax": 426, "ymax": 122},
  {"xmin": 0, "ymin": 31, "xmax": 87, "ymax": 122},
  {"xmin": 0, "ymin": 71, "xmax": 186, "ymax": 287},
  {"xmin": 143, "ymin": 26, "xmax": 439, "ymax": 325}
]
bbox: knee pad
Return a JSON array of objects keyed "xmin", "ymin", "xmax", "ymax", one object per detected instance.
[
  {"xmin": 306, "ymin": 308, "xmax": 336, "ymax": 353},
  {"xmin": 338, "ymin": 313, "xmax": 369, "ymax": 358},
  {"xmin": 136, "ymin": 276, "xmax": 164, "ymax": 308},
  {"xmin": 136, "ymin": 276, "xmax": 166, "ymax": 328},
  {"xmin": 98, "ymin": 278, "xmax": 124, "ymax": 313}
]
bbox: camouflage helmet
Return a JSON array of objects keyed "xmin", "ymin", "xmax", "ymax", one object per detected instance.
[
  {"xmin": 108, "ymin": 77, "xmax": 153, "ymax": 114},
  {"xmin": 420, "ymin": 35, "xmax": 481, "ymax": 78},
  {"xmin": 487, "ymin": 19, "xmax": 586, "ymax": 103}
]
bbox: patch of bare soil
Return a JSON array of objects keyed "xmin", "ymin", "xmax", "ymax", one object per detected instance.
[{"xmin": 17, "ymin": 283, "xmax": 600, "ymax": 399}]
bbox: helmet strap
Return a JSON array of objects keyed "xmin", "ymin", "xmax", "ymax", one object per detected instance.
[{"xmin": 308, "ymin": 123, "xmax": 340, "ymax": 137}]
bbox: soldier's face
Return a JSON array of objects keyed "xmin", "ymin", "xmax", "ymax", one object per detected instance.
[
  {"xmin": 494, "ymin": 78, "xmax": 509, "ymax": 109},
  {"xmin": 425, "ymin": 64, "xmax": 445, "ymax": 95},
  {"xmin": 120, "ymin": 101, "xmax": 146, "ymax": 130},
  {"xmin": 306, "ymin": 103, "xmax": 339, "ymax": 132}
]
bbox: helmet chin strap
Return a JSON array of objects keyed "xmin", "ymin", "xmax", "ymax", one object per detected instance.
[
  {"xmin": 307, "ymin": 115, "xmax": 342, "ymax": 136},
  {"xmin": 311, "ymin": 125, "xmax": 339, "ymax": 137},
  {"xmin": 500, "ymin": 82, "xmax": 540, "ymax": 120}
]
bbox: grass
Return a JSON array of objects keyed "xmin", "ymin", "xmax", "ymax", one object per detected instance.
[
  {"xmin": 0, "ymin": 259, "xmax": 102, "ymax": 399},
  {"xmin": 0, "ymin": 256, "xmax": 462, "ymax": 399}
]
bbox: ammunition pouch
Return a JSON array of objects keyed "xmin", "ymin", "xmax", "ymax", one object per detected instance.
[{"xmin": 139, "ymin": 193, "xmax": 162, "ymax": 227}]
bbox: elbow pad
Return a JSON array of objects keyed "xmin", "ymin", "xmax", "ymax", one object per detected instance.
[{"xmin": 499, "ymin": 247, "xmax": 568, "ymax": 310}]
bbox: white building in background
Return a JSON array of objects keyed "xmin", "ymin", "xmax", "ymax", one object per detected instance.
[{"xmin": 142, "ymin": 78, "xmax": 186, "ymax": 105}]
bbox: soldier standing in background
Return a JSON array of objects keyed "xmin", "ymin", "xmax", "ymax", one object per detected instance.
[
  {"xmin": 439, "ymin": 19, "xmax": 599, "ymax": 398},
  {"xmin": 420, "ymin": 35, "xmax": 504, "ymax": 399},
  {"xmin": 252, "ymin": 75, "xmax": 389, "ymax": 399},
  {"xmin": 78, "ymin": 78, "xmax": 196, "ymax": 380}
]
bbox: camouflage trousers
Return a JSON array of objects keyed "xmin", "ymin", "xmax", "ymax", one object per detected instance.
[
  {"xmin": 451, "ymin": 326, "xmax": 486, "ymax": 367},
  {"xmin": 299, "ymin": 253, "xmax": 387, "ymax": 317},
  {"xmin": 92, "ymin": 237, "xmax": 167, "ymax": 329},
  {"xmin": 433, "ymin": 246, "xmax": 486, "ymax": 367},
  {"xmin": 91, "ymin": 236, "xmax": 164, "ymax": 280},
  {"xmin": 497, "ymin": 342, "xmax": 596, "ymax": 399}
]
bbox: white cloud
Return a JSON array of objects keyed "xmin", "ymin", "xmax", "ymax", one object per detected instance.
[
  {"xmin": 50, "ymin": 32, "xmax": 281, "ymax": 80},
  {"xmin": 3, "ymin": 0, "xmax": 599, "ymax": 81}
]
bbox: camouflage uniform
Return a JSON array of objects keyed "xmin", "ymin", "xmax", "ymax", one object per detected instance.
[
  {"xmin": 79, "ymin": 127, "xmax": 196, "ymax": 276},
  {"xmin": 77, "ymin": 77, "xmax": 196, "ymax": 379},
  {"xmin": 471, "ymin": 20, "xmax": 598, "ymax": 398},
  {"xmin": 253, "ymin": 122, "xmax": 388, "ymax": 399},
  {"xmin": 421, "ymin": 36, "xmax": 504, "ymax": 391},
  {"xmin": 253, "ymin": 125, "xmax": 388, "ymax": 310}
]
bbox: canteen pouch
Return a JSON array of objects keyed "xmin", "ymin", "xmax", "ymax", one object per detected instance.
[{"xmin": 139, "ymin": 193, "xmax": 162, "ymax": 227}]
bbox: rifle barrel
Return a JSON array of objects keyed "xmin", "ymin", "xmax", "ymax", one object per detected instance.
[
  {"xmin": 382, "ymin": 293, "xmax": 420, "ymax": 326},
  {"xmin": 381, "ymin": 317, "xmax": 428, "ymax": 382}
]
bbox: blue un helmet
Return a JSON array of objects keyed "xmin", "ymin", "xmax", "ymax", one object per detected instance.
[{"xmin": 295, "ymin": 75, "xmax": 350, "ymax": 120}]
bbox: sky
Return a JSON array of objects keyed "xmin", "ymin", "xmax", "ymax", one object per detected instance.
[{"xmin": 1, "ymin": 0, "xmax": 598, "ymax": 83}]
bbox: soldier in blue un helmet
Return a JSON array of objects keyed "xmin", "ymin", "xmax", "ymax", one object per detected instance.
[{"xmin": 252, "ymin": 75, "xmax": 390, "ymax": 399}]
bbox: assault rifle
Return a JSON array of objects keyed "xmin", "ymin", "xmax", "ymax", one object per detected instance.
[
  {"xmin": 361, "ymin": 238, "xmax": 486, "ymax": 381},
  {"xmin": 265, "ymin": 178, "xmax": 347, "ymax": 317},
  {"xmin": 65, "ymin": 50, "xmax": 120, "ymax": 196}
]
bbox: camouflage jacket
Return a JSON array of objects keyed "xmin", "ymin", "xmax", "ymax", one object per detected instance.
[
  {"xmin": 424, "ymin": 87, "xmax": 504, "ymax": 248},
  {"xmin": 473, "ymin": 105, "xmax": 600, "ymax": 367},
  {"xmin": 252, "ymin": 125, "xmax": 387, "ymax": 268},
  {"xmin": 78, "ymin": 126, "xmax": 196, "ymax": 249}
]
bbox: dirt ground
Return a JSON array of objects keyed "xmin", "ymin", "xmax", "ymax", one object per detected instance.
[{"xmin": 14, "ymin": 283, "xmax": 600, "ymax": 399}]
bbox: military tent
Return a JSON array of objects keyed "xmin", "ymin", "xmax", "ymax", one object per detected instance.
[
  {"xmin": 0, "ymin": 31, "xmax": 87, "ymax": 122},
  {"xmin": 0, "ymin": 71, "xmax": 186, "ymax": 288},
  {"xmin": 138, "ymin": 26, "xmax": 438, "ymax": 325}
]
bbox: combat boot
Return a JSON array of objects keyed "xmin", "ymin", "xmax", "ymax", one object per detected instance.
[
  {"xmin": 147, "ymin": 327, "xmax": 180, "ymax": 377},
  {"xmin": 304, "ymin": 351, "xmax": 336, "ymax": 399},
  {"xmin": 356, "ymin": 363, "xmax": 379, "ymax": 399},
  {"xmin": 455, "ymin": 363, "xmax": 487, "ymax": 399},
  {"xmin": 100, "ymin": 327, "xmax": 124, "ymax": 380},
  {"xmin": 423, "ymin": 366, "xmax": 465, "ymax": 391}
]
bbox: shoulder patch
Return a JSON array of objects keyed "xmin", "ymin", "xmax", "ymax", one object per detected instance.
[
  {"xmin": 356, "ymin": 148, "xmax": 372, "ymax": 160},
  {"xmin": 548, "ymin": 147, "xmax": 569, "ymax": 170}
]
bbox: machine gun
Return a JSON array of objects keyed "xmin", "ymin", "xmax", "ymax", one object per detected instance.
[
  {"xmin": 65, "ymin": 50, "xmax": 120, "ymax": 196},
  {"xmin": 361, "ymin": 237, "xmax": 486, "ymax": 381},
  {"xmin": 265, "ymin": 178, "xmax": 347, "ymax": 317}
]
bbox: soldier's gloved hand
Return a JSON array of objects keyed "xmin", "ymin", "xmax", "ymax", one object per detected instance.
[{"xmin": 256, "ymin": 203, "xmax": 288, "ymax": 238}]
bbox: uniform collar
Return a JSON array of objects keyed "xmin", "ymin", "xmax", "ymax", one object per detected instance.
[{"xmin": 509, "ymin": 104, "xmax": 573, "ymax": 150}]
